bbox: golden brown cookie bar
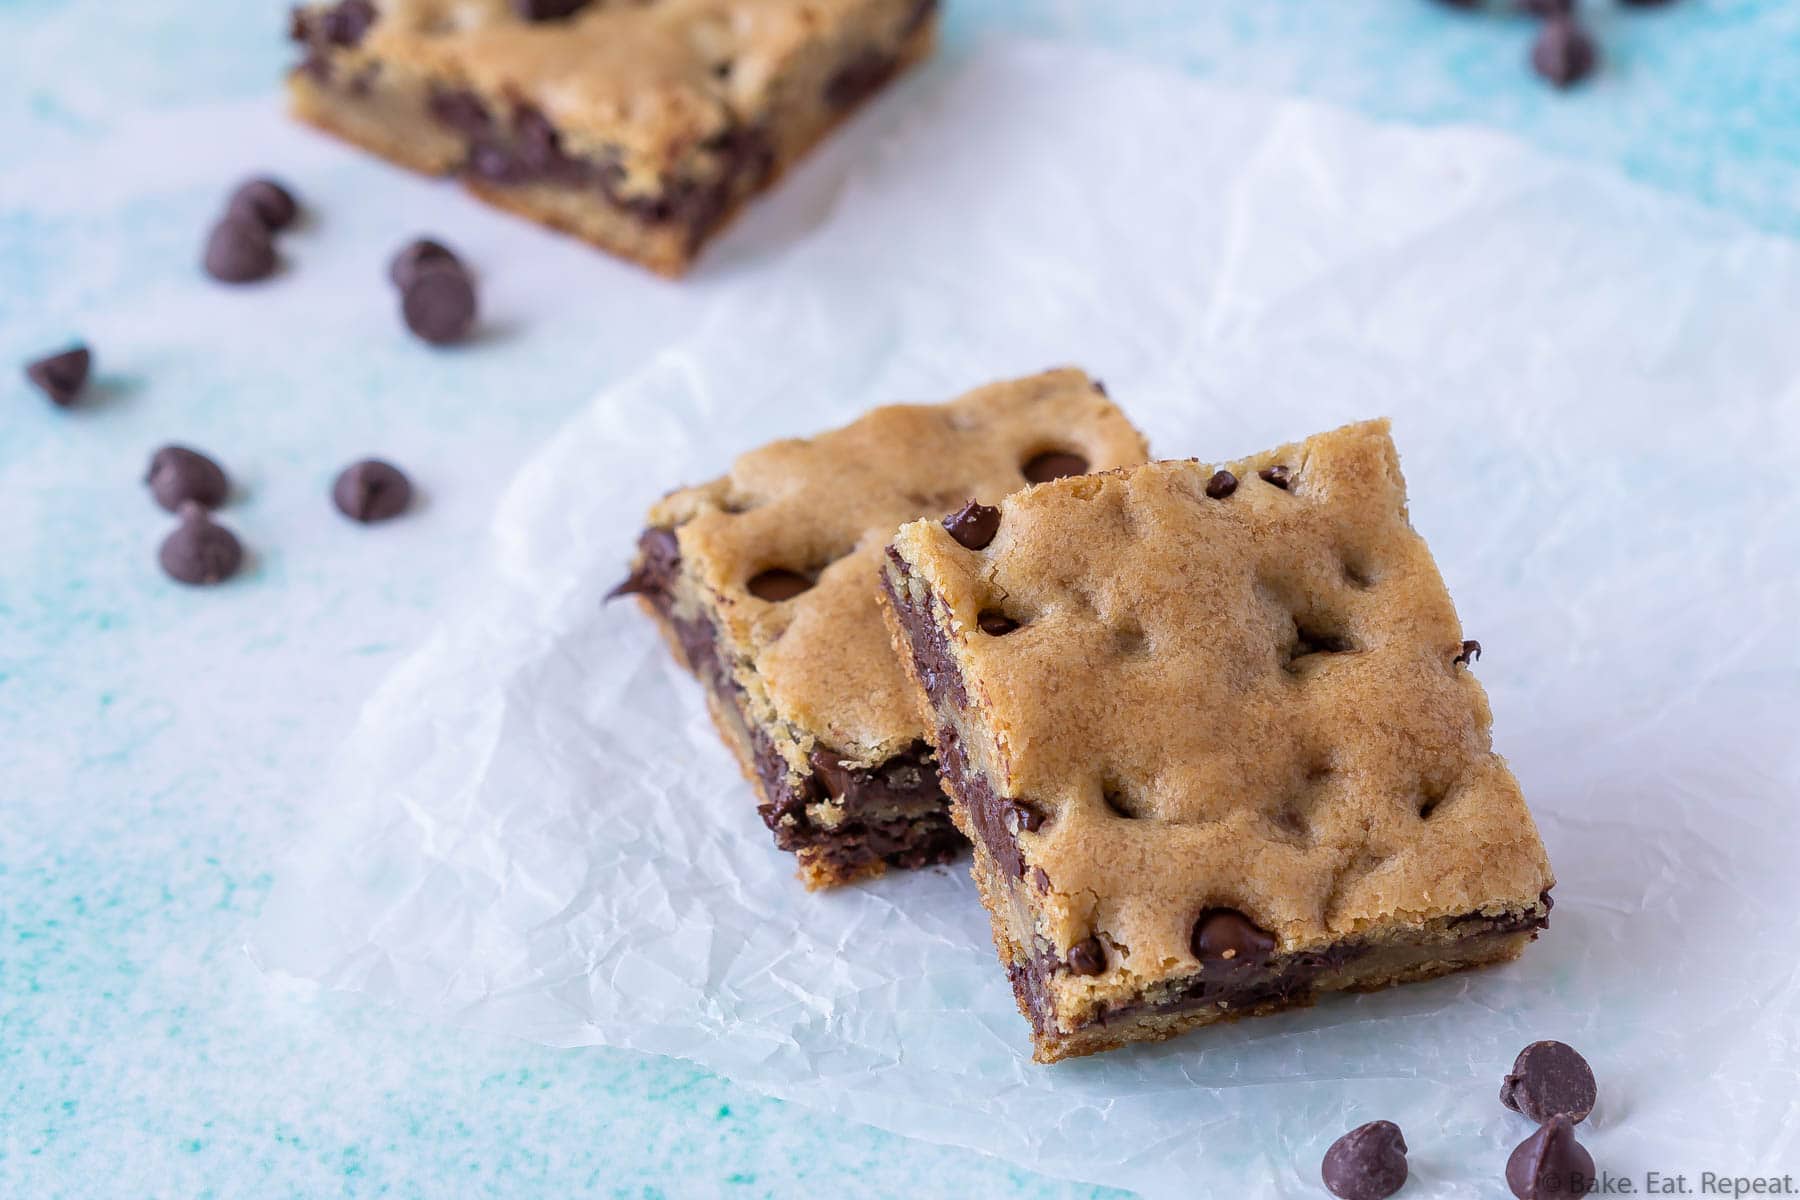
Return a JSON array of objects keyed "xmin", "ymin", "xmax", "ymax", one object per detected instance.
[
  {"xmin": 879, "ymin": 421, "xmax": 1555, "ymax": 1061},
  {"xmin": 287, "ymin": 0, "xmax": 937, "ymax": 276},
  {"xmin": 611, "ymin": 369, "xmax": 1150, "ymax": 888}
]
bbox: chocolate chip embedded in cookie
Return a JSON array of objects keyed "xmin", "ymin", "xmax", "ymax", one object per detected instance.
[{"xmin": 942, "ymin": 501, "xmax": 1000, "ymax": 551}]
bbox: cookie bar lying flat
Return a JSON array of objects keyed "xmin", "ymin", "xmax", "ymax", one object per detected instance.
[
  {"xmin": 880, "ymin": 421, "xmax": 1555, "ymax": 1061},
  {"xmin": 289, "ymin": 0, "xmax": 937, "ymax": 276},
  {"xmin": 613, "ymin": 369, "xmax": 1149, "ymax": 888}
]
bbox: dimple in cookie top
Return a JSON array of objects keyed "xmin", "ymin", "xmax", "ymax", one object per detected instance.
[
  {"xmin": 306, "ymin": 0, "xmax": 931, "ymax": 174},
  {"xmin": 646, "ymin": 368, "xmax": 1150, "ymax": 768},
  {"xmin": 888, "ymin": 420, "xmax": 1553, "ymax": 976}
]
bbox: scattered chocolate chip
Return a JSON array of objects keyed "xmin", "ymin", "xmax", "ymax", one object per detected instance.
[
  {"xmin": 1258, "ymin": 464, "xmax": 1293, "ymax": 490},
  {"xmin": 332, "ymin": 458, "xmax": 413, "ymax": 523},
  {"xmin": 747, "ymin": 568, "xmax": 812, "ymax": 601},
  {"xmin": 942, "ymin": 501, "xmax": 1000, "ymax": 550},
  {"xmin": 1205, "ymin": 470, "xmax": 1238, "ymax": 499},
  {"xmin": 1506, "ymin": 1116, "xmax": 1595, "ymax": 1200},
  {"xmin": 511, "ymin": 0, "xmax": 592, "ymax": 19},
  {"xmin": 203, "ymin": 214, "xmax": 277, "ymax": 283},
  {"xmin": 25, "ymin": 344, "xmax": 91, "ymax": 407},
  {"xmin": 977, "ymin": 611, "xmax": 1019, "ymax": 636},
  {"xmin": 401, "ymin": 262, "xmax": 478, "ymax": 345},
  {"xmin": 1067, "ymin": 937, "xmax": 1106, "ymax": 976},
  {"xmin": 1191, "ymin": 908, "xmax": 1277, "ymax": 971},
  {"xmin": 1455, "ymin": 639, "xmax": 1482, "ymax": 666},
  {"xmin": 1322, "ymin": 1121, "xmax": 1409, "ymax": 1200},
  {"xmin": 608, "ymin": 527, "xmax": 680, "ymax": 600},
  {"xmin": 1022, "ymin": 450, "xmax": 1089, "ymax": 484},
  {"xmin": 1007, "ymin": 802, "xmax": 1045, "ymax": 833},
  {"xmin": 159, "ymin": 504, "xmax": 244, "ymax": 585},
  {"xmin": 388, "ymin": 238, "xmax": 460, "ymax": 289},
  {"xmin": 1531, "ymin": 16, "xmax": 1597, "ymax": 88},
  {"xmin": 1501, "ymin": 1041, "xmax": 1597, "ymax": 1125},
  {"xmin": 322, "ymin": 0, "xmax": 377, "ymax": 46},
  {"xmin": 146, "ymin": 446, "xmax": 229, "ymax": 513},
  {"xmin": 227, "ymin": 178, "xmax": 298, "ymax": 231}
]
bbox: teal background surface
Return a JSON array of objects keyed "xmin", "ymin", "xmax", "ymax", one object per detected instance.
[{"xmin": 3, "ymin": 3, "xmax": 1795, "ymax": 1197}]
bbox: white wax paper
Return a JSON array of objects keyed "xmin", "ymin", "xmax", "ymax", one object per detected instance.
[{"xmin": 251, "ymin": 45, "xmax": 1800, "ymax": 1197}]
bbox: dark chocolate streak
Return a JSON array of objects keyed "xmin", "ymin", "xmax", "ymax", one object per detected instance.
[
  {"xmin": 617, "ymin": 528, "xmax": 962, "ymax": 876},
  {"xmin": 884, "ymin": 547, "xmax": 1554, "ymax": 1039}
]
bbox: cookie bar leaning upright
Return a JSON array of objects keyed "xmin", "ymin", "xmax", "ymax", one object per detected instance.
[
  {"xmin": 612, "ymin": 369, "xmax": 1149, "ymax": 888},
  {"xmin": 288, "ymin": 0, "xmax": 939, "ymax": 276},
  {"xmin": 879, "ymin": 421, "xmax": 1555, "ymax": 1062}
]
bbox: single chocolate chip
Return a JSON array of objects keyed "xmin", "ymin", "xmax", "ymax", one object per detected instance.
[
  {"xmin": 1455, "ymin": 639, "xmax": 1482, "ymax": 666},
  {"xmin": 1022, "ymin": 450, "xmax": 1089, "ymax": 484},
  {"xmin": 401, "ymin": 262, "xmax": 478, "ymax": 345},
  {"xmin": 332, "ymin": 458, "xmax": 413, "ymax": 523},
  {"xmin": 1322, "ymin": 1121, "xmax": 1409, "ymax": 1200},
  {"xmin": 747, "ymin": 568, "xmax": 812, "ymax": 601},
  {"xmin": 388, "ymin": 238, "xmax": 460, "ymax": 289},
  {"xmin": 25, "ymin": 344, "xmax": 91, "ymax": 407},
  {"xmin": 942, "ymin": 501, "xmax": 1000, "ymax": 550},
  {"xmin": 977, "ymin": 611, "xmax": 1019, "ymax": 636},
  {"xmin": 1506, "ymin": 1116, "xmax": 1595, "ymax": 1200},
  {"xmin": 1205, "ymin": 470, "xmax": 1238, "ymax": 499},
  {"xmin": 203, "ymin": 214, "xmax": 277, "ymax": 283},
  {"xmin": 1532, "ymin": 16, "xmax": 1597, "ymax": 88},
  {"xmin": 159, "ymin": 504, "xmax": 244, "ymax": 585},
  {"xmin": 1030, "ymin": 866, "xmax": 1051, "ymax": 893},
  {"xmin": 322, "ymin": 0, "xmax": 377, "ymax": 45},
  {"xmin": 227, "ymin": 178, "xmax": 298, "ymax": 232},
  {"xmin": 1067, "ymin": 937, "xmax": 1106, "ymax": 976},
  {"xmin": 1007, "ymin": 802, "xmax": 1045, "ymax": 833},
  {"xmin": 1259, "ymin": 464, "xmax": 1293, "ymax": 490},
  {"xmin": 146, "ymin": 446, "xmax": 229, "ymax": 513},
  {"xmin": 1501, "ymin": 1041, "xmax": 1597, "ymax": 1125},
  {"xmin": 511, "ymin": 0, "xmax": 592, "ymax": 18},
  {"xmin": 1191, "ymin": 908, "xmax": 1277, "ymax": 971}
]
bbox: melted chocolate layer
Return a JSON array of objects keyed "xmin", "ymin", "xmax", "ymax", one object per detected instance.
[{"xmin": 618, "ymin": 528, "xmax": 961, "ymax": 877}]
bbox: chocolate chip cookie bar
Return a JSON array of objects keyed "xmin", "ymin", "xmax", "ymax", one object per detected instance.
[
  {"xmin": 612, "ymin": 369, "xmax": 1149, "ymax": 888},
  {"xmin": 288, "ymin": 0, "xmax": 937, "ymax": 276},
  {"xmin": 880, "ymin": 420, "xmax": 1555, "ymax": 1061}
]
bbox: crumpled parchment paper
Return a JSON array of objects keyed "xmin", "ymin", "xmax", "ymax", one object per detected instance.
[{"xmin": 251, "ymin": 45, "xmax": 1800, "ymax": 1198}]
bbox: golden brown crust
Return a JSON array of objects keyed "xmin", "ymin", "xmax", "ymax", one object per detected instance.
[
  {"xmin": 288, "ymin": 0, "xmax": 937, "ymax": 274},
  {"xmin": 887, "ymin": 421, "xmax": 1555, "ymax": 1040},
  {"xmin": 648, "ymin": 369, "xmax": 1150, "ymax": 777}
]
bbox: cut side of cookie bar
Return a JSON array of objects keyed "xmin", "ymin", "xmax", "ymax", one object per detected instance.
[
  {"xmin": 288, "ymin": 0, "xmax": 937, "ymax": 276},
  {"xmin": 880, "ymin": 421, "xmax": 1555, "ymax": 1061},
  {"xmin": 612, "ymin": 369, "xmax": 1150, "ymax": 888}
]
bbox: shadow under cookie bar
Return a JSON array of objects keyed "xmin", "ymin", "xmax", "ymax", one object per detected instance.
[
  {"xmin": 287, "ymin": 0, "xmax": 938, "ymax": 276},
  {"xmin": 615, "ymin": 528, "xmax": 961, "ymax": 888}
]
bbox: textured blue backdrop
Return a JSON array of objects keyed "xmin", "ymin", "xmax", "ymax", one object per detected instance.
[{"xmin": 3, "ymin": 2, "xmax": 1795, "ymax": 1197}]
